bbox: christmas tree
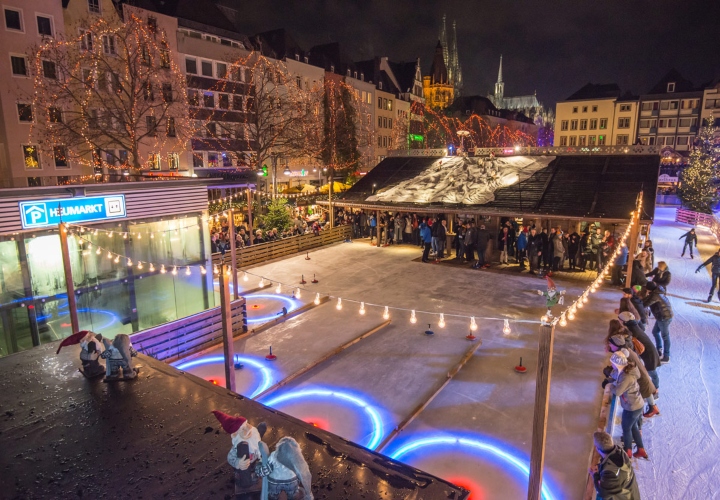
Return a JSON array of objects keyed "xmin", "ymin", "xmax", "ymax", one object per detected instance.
[{"xmin": 678, "ymin": 114, "xmax": 719, "ymax": 213}]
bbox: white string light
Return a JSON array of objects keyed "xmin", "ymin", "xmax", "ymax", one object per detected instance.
[
  {"xmin": 172, "ymin": 266, "xmax": 178, "ymax": 276},
  {"xmin": 438, "ymin": 313, "xmax": 445, "ymax": 328},
  {"xmin": 295, "ymin": 287, "xmax": 301, "ymax": 299},
  {"xmin": 410, "ymin": 310, "xmax": 417, "ymax": 324},
  {"xmin": 383, "ymin": 306, "xmax": 390, "ymax": 320},
  {"xmin": 470, "ymin": 317, "xmax": 478, "ymax": 331},
  {"xmin": 503, "ymin": 319, "xmax": 511, "ymax": 335},
  {"xmin": 359, "ymin": 301, "xmax": 365, "ymax": 315},
  {"xmin": 336, "ymin": 297, "xmax": 342, "ymax": 310},
  {"xmin": 314, "ymin": 293, "xmax": 320, "ymax": 305},
  {"xmin": 275, "ymin": 283, "xmax": 282, "ymax": 294},
  {"xmin": 185, "ymin": 266, "xmax": 191, "ymax": 276}
]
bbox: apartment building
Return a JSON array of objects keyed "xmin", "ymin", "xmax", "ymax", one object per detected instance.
[
  {"xmin": 554, "ymin": 83, "xmax": 638, "ymax": 147},
  {"xmin": 700, "ymin": 80, "xmax": 720, "ymax": 137},
  {"xmin": 0, "ymin": 0, "xmax": 70, "ymax": 187},
  {"xmin": 637, "ymin": 70, "xmax": 703, "ymax": 152}
]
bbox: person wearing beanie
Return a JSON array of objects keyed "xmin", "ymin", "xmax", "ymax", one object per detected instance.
[
  {"xmin": 212, "ymin": 411, "xmax": 267, "ymax": 491},
  {"xmin": 606, "ymin": 351, "xmax": 648, "ymax": 459},
  {"xmin": 695, "ymin": 248, "xmax": 720, "ymax": 303},
  {"xmin": 643, "ymin": 282, "xmax": 673, "ymax": 363},
  {"xmin": 590, "ymin": 431, "xmax": 641, "ymax": 499}
]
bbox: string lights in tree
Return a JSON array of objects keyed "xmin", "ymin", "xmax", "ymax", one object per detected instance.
[
  {"xmin": 29, "ymin": 10, "xmax": 200, "ymax": 176},
  {"xmin": 677, "ymin": 114, "xmax": 719, "ymax": 214}
]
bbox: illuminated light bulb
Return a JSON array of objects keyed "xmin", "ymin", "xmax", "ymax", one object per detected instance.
[
  {"xmin": 410, "ymin": 310, "xmax": 417, "ymax": 324},
  {"xmin": 259, "ymin": 278, "xmax": 265, "ymax": 288},
  {"xmin": 295, "ymin": 288, "xmax": 301, "ymax": 299},
  {"xmin": 200, "ymin": 266, "xmax": 207, "ymax": 275},
  {"xmin": 568, "ymin": 310, "xmax": 576, "ymax": 320},
  {"xmin": 336, "ymin": 297, "xmax": 342, "ymax": 310},
  {"xmin": 87, "ymin": 243, "xmax": 92, "ymax": 250},
  {"xmin": 383, "ymin": 306, "xmax": 390, "ymax": 320},
  {"xmin": 108, "ymin": 231, "xmax": 113, "ymax": 238},
  {"xmin": 559, "ymin": 315, "xmax": 568, "ymax": 327},
  {"xmin": 438, "ymin": 313, "xmax": 445, "ymax": 328},
  {"xmin": 213, "ymin": 265, "xmax": 219, "ymax": 275},
  {"xmin": 123, "ymin": 233, "xmax": 128, "ymax": 239},
  {"xmin": 185, "ymin": 266, "xmax": 191, "ymax": 276},
  {"xmin": 96, "ymin": 247, "xmax": 101, "ymax": 255},
  {"xmin": 226, "ymin": 266, "xmax": 231, "ymax": 276},
  {"xmin": 127, "ymin": 258, "xmax": 132, "ymax": 267},
  {"xmin": 314, "ymin": 293, "xmax": 320, "ymax": 305},
  {"xmin": 275, "ymin": 283, "xmax": 282, "ymax": 294},
  {"xmin": 149, "ymin": 263, "xmax": 155, "ymax": 272},
  {"xmin": 577, "ymin": 300, "xmax": 584, "ymax": 309},
  {"xmin": 172, "ymin": 266, "xmax": 178, "ymax": 276},
  {"xmin": 470, "ymin": 317, "xmax": 478, "ymax": 331},
  {"xmin": 106, "ymin": 251, "xmax": 112, "ymax": 259},
  {"xmin": 137, "ymin": 233, "xmax": 141, "ymax": 239},
  {"xmin": 114, "ymin": 256, "xmax": 120, "ymax": 264},
  {"xmin": 541, "ymin": 314, "xmax": 549, "ymax": 323},
  {"xmin": 160, "ymin": 265, "xmax": 166, "ymax": 274},
  {"xmin": 137, "ymin": 261, "xmax": 143, "ymax": 270},
  {"xmin": 582, "ymin": 295, "xmax": 589, "ymax": 303},
  {"xmin": 503, "ymin": 319, "xmax": 511, "ymax": 335},
  {"xmin": 243, "ymin": 272, "xmax": 249, "ymax": 282},
  {"xmin": 94, "ymin": 229, "xmax": 98, "ymax": 236},
  {"xmin": 150, "ymin": 233, "xmax": 155, "ymax": 239},
  {"xmin": 359, "ymin": 302, "xmax": 365, "ymax": 315}
]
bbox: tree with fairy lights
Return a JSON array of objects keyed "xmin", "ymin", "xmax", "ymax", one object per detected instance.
[
  {"xmin": 29, "ymin": 12, "xmax": 196, "ymax": 174},
  {"xmin": 678, "ymin": 114, "xmax": 719, "ymax": 213}
]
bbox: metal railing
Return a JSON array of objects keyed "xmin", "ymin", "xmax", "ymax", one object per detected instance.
[{"xmin": 387, "ymin": 145, "xmax": 663, "ymax": 158}]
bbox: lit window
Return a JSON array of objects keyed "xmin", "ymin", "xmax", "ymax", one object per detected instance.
[
  {"xmin": 48, "ymin": 107, "xmax": 62, "ymax": 123},
  {"xmin": 146, "ymin": 116, "xmax": 157, "ymax": 136},
  {"xmin": 148, "ymin": 153, "xmax": 161, "ymax": 170},
  {"xmin": 23, "ymin": 145, "xmax": 40, "ymax": 169},
  {"xmin": 168, "ymin": 153, "xmax": 179, "ymax": 170},
  {"xmin": 166, "ymin": 117, "xmax": 176, "ymax": 137}
]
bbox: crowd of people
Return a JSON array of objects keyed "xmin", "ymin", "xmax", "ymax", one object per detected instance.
[{"xmin": 210, "ymin": 215, "xmax": 326, "ymax": 253}]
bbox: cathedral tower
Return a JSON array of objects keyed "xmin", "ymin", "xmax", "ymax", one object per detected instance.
[{"xmin": 494, "ymin": 55, "xmax": 504, "ymax": 103}]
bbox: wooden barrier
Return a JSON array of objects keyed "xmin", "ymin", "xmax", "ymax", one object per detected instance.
[
  {"xmin": 131, "ymin": 298, "xmax": 247, "ymax": 363},
  {"xmin": 213, "ymin": 225, "xmax": 352, "ymax": 268},
  {"xmin": 583, "ymin": 387, "xmax": 617, "ymax": 500},
  {"xmin": 676, "ymin": 208, "xmax": 720, "ymax": 243}
]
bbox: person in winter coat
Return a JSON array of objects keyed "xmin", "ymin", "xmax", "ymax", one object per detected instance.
[
  {"xmin": 696, "ymin": 248, "xmax": 720, "ymax": 303},
  {"xmin": 403, "ymin": 215, "xmax": 412, "ymax": 243},
  {"xmin": 455, "ymin": 222, "xmax": 466, "ymax": 260},
  {"xmin": 679, "ymin": 228, "xmax": 698, "ymax": 258},
  {"xmin": 589, "ymin": 228, "xmax": 603, "ymax": 270},
  {"xmin": 369, "ymin": 214, "xmax": 377, "ymax": 243},
  {"xmin": 645, "ymin": 261, "xmax": 671, "ymax": 289},
  {"xmin": 465, "ymin": 221, "xmax": 477, "ymax": 262},
  {"xmin": 642, "ymin": 239, "xmax": 654, "ymax": 268},
  {"xmin": 590, "ymin": 431, "xmax": 641, "ymax": 500},
  {"xmin": 516, "ymin": 228, "xmax": 528, "ymax": 270},
  {"xmin": 635, "ymin": 249, "xmax": 652, "ymax": 274},
  {"xmin": 568, "ymin": 230, "xmax": 580, "ymax": 270},
  {"xmin": 552, "ymin": 229, "xmax": 565, "ymax": 272},
  {"xmin": 475, "ymin": 224, "xmax": 491, "ymax": 268},
  {"xmin": 622, "ymin": 287, "xmax": 648, "ymax": 328},
  {"xmin": 604, "ymin": 350, "xmax": 648, "ymax": 459},
  {"xmin": 643, "ymin": 282, "xmax": 673, "ymax": 362},
  {"xmin": 420, "ymin": 219, "xmax": 433, "ymax": 263},
  {"xmin": 607, "ymin": 332, "xmax": 659, "ymax": 418},
  {"xmin": 435, "ymin": 219, "xmax": 447, "ymax": 259},
  {"xmin": 579, "ymin": 230, "xmax": 590, "ymax": 271},
  {"xmin": 630, "ymin": 260, "xmax": 648, "ymax": 288},
  {"xmin": 526, "ymin": 228, "xmax": 542, "ymax": 274},
  {"xmin": 616, "ymin": 312, "xmax": 660, "ymax": 399},
  {"xmin": 497, "ymin": 226, "xmax": 513, "ymax": 264}
]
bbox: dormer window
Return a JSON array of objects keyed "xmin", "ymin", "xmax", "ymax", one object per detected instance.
[
  {"xmin": 303, "ymin": 56, "xmax": 308, "ymax": 63},
  {"xmin": 330, "ymin": 65, "xmax": 335, "ymax": 72},
  {"xmin": 360, "ymin": 72, "xmax": 364, "ymax": 81},
  {"xmin": 667, "ymin": 82, "xmax": 675, "ymax": 93},
  {"xmin": 295, "ymin": 53, "xmax": 299, "ymax": 61},
  {"xmin": 346, "ymin": 68, "xmax": 350, "ymax": 77},
  {"xmin": 379, "ymin": 81, "xmax": 382, "ymax": 90}
]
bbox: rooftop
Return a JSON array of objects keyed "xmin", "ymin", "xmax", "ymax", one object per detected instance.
[{"xmin": 563, "ymin": 83, "xmax": 622, "ymax": 101}]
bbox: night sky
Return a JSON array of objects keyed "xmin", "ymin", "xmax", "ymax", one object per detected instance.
[{"xmin": 220, "ymin": 0, "xmax": 720, "ymax": 107}]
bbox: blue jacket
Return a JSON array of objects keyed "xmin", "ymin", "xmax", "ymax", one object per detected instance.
[
  {"xmin": 369, "ymin": 216, "xmax": 376, "ymax": 227},
  {"xmin": 517, "ymin": 232, "xmax": 527, "ymax": 251},
  {"xmin": 420, "ymin": 223, "xmax": 432, "ymax": 243}
]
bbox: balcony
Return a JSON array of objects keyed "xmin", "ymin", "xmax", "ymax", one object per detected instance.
[
  {"xmin": 679, "ymin": 107, "xmax": 699, "ymax": 115},
  {"xmin": 640, "ymin": 109, "xmax": 659, "ymax": 117},
  {"xmin": 659, "ymin": 108, "xmax": 679, "ymax": 116}
]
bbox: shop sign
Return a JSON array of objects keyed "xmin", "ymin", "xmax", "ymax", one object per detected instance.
[
  {"xmin": 19, "ymin": 195, "xmax": 126, "ymax": 229},
  {"xmin": 658, "ymin": 174, "xmax": 678, "ymax": 183}
]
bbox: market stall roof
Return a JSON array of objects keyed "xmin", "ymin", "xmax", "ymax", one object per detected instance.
[
  {"xmin": 325, "ymin": 154, "xmax": 659, "ymax": 222},
  {"xmin": 0, "ymin": 343, "xmax": 468, "ymax": 499},
  {"xmin": 319, "ymin": 181, "xmax": 352, "ymax": 193}
]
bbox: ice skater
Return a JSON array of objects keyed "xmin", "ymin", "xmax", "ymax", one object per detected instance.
[
  {"xmin": 696, "ymin": 248, "xmax": 720, "ymax": 303},
  {"xmin": 679, "ymin": 228, "xmax": 698, "ymax": 258}
]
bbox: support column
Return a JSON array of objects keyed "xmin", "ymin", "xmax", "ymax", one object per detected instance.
[
  {"xmin": 376, "ymin": 210, "xmax": 381, "ymax": 247},
  {"xmin": 219, "ymin": 264, "xmax": 236, "ymax": 392},
  {"xmin": 227, "ymin": 209, "xmax": 239, "ymax": 300},
  {"xmin": 527, "ymin": 323, "xmax": 556, "ymax": 500},
  {"xmin": 59, "ymin": 224, "xmax": 80, "ymax": 334},
  {"xmin": 246, "ymin": 189, "xmax": 253, "ymax": 246},
  {"xmin": 16, "ymin": 236, "xmax": 40, "ymax": 347}
]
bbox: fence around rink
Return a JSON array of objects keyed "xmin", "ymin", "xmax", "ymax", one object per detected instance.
[
  {"xmin": 212, "ymin": 225, "xmax": 352, "ymax": 268},
  {"xmin": 675, "ymin": 208, "xmax": 720, "ymax": 243},
  {"xmin": 583, "ymin": 388, "xmax": 619, "ymax": 500}
]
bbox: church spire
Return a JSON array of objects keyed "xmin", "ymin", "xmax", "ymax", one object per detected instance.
[
  {"xmin": 497, "ymin": 54, "xmax": 503, "ymax": 83},
  {"xmin": 451, "ymin": 19, "xmax": 462, "ymax": 96},
  {"xmin": 439, "ymin": 14, "xmax": 449, "ymax": 76},
  {"xmin": 494, "ymin": 55, "xmax": 504, "ymax": 103}
]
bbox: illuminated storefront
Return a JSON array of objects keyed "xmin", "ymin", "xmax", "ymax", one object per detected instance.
[{"xmin": 0, "ymin": 181, "xmax": 214, "ymax": 358}]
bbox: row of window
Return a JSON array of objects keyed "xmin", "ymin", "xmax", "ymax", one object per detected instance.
[
  {"xmin": 557, "ymin": 135, "xmax": 610, "ymax": 146},
  {"xmin": 571, "ymin": 104, "xmax": 599, "ymax": 113},
  {"xmin": 704, "ymin": 99, "xmax": 720, "ymax": 109},
  {"xmin": 193, "ymin": 121, "xmax": 249, "ymax": 140},
  {"xmin": 20, "ymin": 143, "xmax": 182, "ymax": 171},
  {"xmin": 10, "ymin": 54, "xmax": 57, "ymax": 78},
  {"xmin": 4, "ymin": 6, "xmax": 55, "ymax": 36},
  {"xmin": 377, "ymin": 135, "xmax": 392, "ymax": 149},
  {"xmin": 185, "ymin": 57, "xmax": 250, "ymax": 82},
  {"xmin": 178, "ymin": 28, "xmax": 245, "ymax": 49},
  {"xmin": 640, "ymin": 99, "xmax": 700, "ymax": 111},
  {"xmin": 560, "ymin": 118, "xmax": 609, "ymax": 131},
  {"xmin": 192, "ymin": 151, "xmax": 248, "ymax": 169},
  {"xmin": 378, "ymin": 116, "xmax": 393, "ymax": 129},
  {"xmin": 187, "ymin": 89, "xmax": 247, "ymax": 111},
  {"xmin": 638, "ymin": 136, "xmax": 692, "ymax": 146},
  {"xmin": 378, "ymin": 97, "xmax": 393, "ymax": 111},
  {"xmin": 638, "ymin": 117, "xmax": 698, "ymax": 129}
]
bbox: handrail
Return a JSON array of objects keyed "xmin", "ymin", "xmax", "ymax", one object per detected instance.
[
  {"xmin": 584, "ymin": 386, "xmax": 618, "ymax": 500},
  {"xmin": 676, "ymin": 208, "xmax": 720, "ymax": 243}
]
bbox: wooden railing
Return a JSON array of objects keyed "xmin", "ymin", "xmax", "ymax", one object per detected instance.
[
  {"xmin": 131, "ymin": 298, "xmax": 247, "ymax": 363},
  {"xmin": 213, "ymin": 225, "xmax": 352, "ymax": 268},
  {"xmin": 583, "ymin": 388, "xmax": 618, "ymax": 500}
]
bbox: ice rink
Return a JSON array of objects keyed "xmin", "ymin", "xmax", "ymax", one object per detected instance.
[{"xmin": 177, "ymin": 223, "xmax": 663, "ymax": 500}]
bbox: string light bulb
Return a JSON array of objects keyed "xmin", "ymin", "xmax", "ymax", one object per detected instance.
[
  {"xmin": 275, "ymin": 283, "xmax": 282, "ymax": 294},
  {"xmin": 438, "ymin": 313, "xmax": 445, "ymax": 328},
  {"xmin": 160, "ymin": 265, "xmax": 166, "ymax": 274},
  {"xmin": 114, "ymin": 255, "xmax": 120, "ymax": 264},
  {"xmin": 127, "ymin": 258, "xmax": 132, "ymax": 267},
  {"xmin": 108, "ymin": 231, "xmax": 113, "ymax": 238},
  {"xmin": 295, "ymin": 287, "xmax": 301, "ymax": 299},
  {"xmin": 259, "ymin": 278, "xmax": 265, "ymax": 288},
  {"xmin": 470, "ymin": 317, "xmax": 478, "ymax": 331},
  {"xmin": 503, "ymin": 319, "xmax": 511, "ymax": 335},
  {"xmin": 314, "ymin": 293, "xmax": 320, "ymax": 305},
  {"xmin": 137, "ymin": 261, "xmax": 143, "ymax": 270},
  {"xmin": 106, "ymin": 251, "xmax": 112, "ymax": 259},
  {"xmin": 336, "ymin": 297, "xmax": 342, "ymax": 310},
  {"xmin": 213, "ymin": 265, "xmax": 219, "ymax": 275},
  {"xmin": 185, "ymin": 266, "xmax": 191, "ymax": 276},
  {"xmin": 123, "ymin": 233, "xmax": 127, "ymax": 239},
  {"xmin": 383, "ymin": 306, "xmax": 390, "ymax": 320},
  {"xmin": 359, "ymin": 302, "xmax": 365, "ymax": 315},
  {"xmin": 95, "ymin": 247, "xmax": 101, "ymax": 255},
  {"xmin": 243, "ymin": 272, "xmax": 249, "ymax": 282},
  {"xmin": 200, "ymin": 266, "xmax": 207, "ymax": 275},
  {"xmin": 172, "ymin": 266, "xmax": 178, "ymax": 276},
  {"xmin": 559, "ymin": 315, "xmax": 568, "ymax": 327},
  {"xmin": 149, "ymin": 263, "xmax": 155, "ymax": 272},
  {"xmin": 568, "ymin": 310, "xmax": 576, "ymax": 320},
  {"xmin": 150, "ymin": 233, "xmax": 154, "ymax": 239},
  {"xmin": 410, "ymin": 310, "xmax": 417, "ymax": 324},
  {"xmin": 137, "ymin": 233, "xmax": 141, "ymax": 239},
  {"xmin": 541, "ymin": 314, "xmax": 549, "ymax": 323}
]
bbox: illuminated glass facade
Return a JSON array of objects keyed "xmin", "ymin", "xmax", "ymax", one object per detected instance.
[{"xmin": 0, "ymin": 214, "xmax": 214, "ymax": 357}]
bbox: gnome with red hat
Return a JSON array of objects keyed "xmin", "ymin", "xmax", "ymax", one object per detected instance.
[
  {"xmin": 537, "ymin": 276, "xmax": 565, "ymax": 320},
  {"xmin": 56, "ymin": 330, "xmax": 105, "ymax": 378},
  {"xmin": 213, "ymin": 410, "xmax": 267, "ymax": 494}
]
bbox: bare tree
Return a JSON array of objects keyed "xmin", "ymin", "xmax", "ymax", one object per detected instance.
[{"xmin": 30, "ymin": 13, "xmax": 195, "ymax": 172}]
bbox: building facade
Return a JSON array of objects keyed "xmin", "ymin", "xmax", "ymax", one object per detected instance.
[{"xmin": 423, "ymin": 42, "xmax": 454, "ymax": 110}]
